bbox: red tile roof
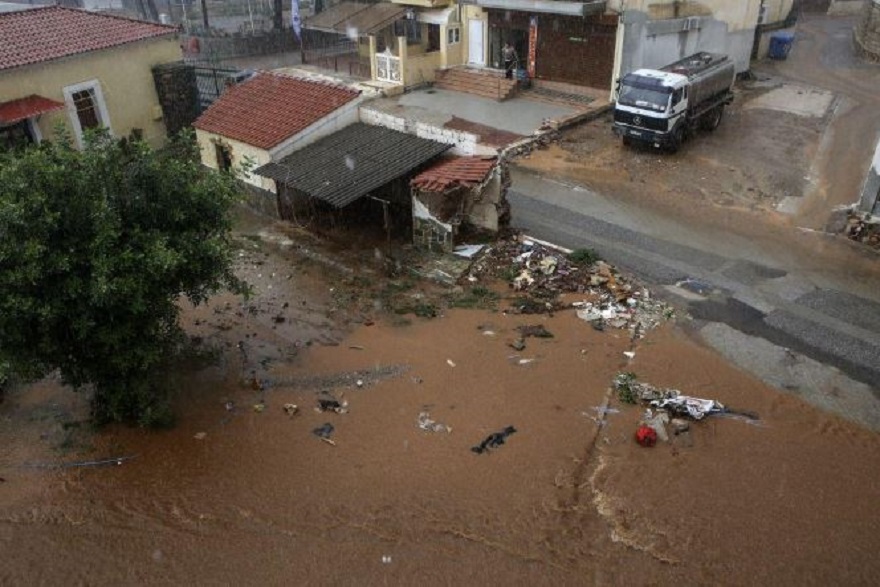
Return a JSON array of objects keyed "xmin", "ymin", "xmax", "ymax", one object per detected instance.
[
  {"xmin": 193, "ymin": 72, "xmax": 362, "ymax": 150},
  {"xmin": 411, "ymin": 156, "xmax": 498, "ymax": 192},
  {"xmin": 0, "ymin": 95, "xmax": 65, "ymax": 124},
  {"xmin": 0, "ymin": 6, "xmax": 176, "ymax": 72}
]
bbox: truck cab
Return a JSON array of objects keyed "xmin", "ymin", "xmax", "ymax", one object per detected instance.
[
  {"xmin": 613, "ymin": 70, "xmax": 689, "ymax": 149},
  {"xmin": 612, "ymin": 52, "xmax": 735, "ymax": 152}
]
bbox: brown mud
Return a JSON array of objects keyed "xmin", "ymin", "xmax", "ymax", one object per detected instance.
[{"xmin": 2, "ymin": 212, "xmax": 878, "ymax": 585}]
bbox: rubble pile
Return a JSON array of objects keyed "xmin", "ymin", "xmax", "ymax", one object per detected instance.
[
  {"xmin": 465, "ymin": 235, "xmax": 673, "ymax": 337},
  {"xmin": 502, "ymin": 130, "xmax": 560, "ymax": 159},
  {"xmin": 844, "ymin": 212, "xmax": 880, "ymax": 249}
]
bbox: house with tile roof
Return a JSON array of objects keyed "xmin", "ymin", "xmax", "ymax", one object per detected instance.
[
  {"xmin": 0, "ymin": 5, "xmax": 180, "ymax": 149},
  {"xmin": 192, "ymin": 71, "xmax": 364, "ymax": 212}
]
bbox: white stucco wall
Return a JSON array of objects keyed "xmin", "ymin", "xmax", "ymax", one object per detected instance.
[
  {"xmin": 617, "ymin": 0, "xmax": 762, "ymax": 75},
  {"xmin": 195, "ymin": 130, "xmax": 274, "ymax": 191},
  {"xmin": 359, "ymin": 107, "xmax": 496, "ymax": 156}
]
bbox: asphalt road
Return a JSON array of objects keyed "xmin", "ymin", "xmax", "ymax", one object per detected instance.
[{"xmin": 508, "ymin": 167, "xmax": 880, "ymax": 429}]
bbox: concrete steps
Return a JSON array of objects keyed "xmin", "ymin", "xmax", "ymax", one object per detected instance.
[{"xmin": 434, "ymin": 67, "xmax": 518, "ymax": 101}]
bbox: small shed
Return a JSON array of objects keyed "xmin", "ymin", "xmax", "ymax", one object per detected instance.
[
  {"xmin": 255, "ymin": 122, "xmax": 452, "ymax": 240},
  {"xmin": 410, "ymin": 156, "xmax": 508, "ymax": 252}
]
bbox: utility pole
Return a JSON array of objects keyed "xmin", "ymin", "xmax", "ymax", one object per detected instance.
[
  {"xmin": 274, "ymin": 0, "xmax": 283, "ymax": 31},
  {"xmin": 201, "ymin": 0, "xmax": 209, "ymax": 30}
]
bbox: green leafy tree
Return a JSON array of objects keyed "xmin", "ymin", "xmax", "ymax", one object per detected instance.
[{"xmin": 0, "ymin": 129, "xmax": 243, "ymax": 426}]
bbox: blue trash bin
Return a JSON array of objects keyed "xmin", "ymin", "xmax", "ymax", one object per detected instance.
[{"xmin": 769, "ymin": 32, "xmax": 794, "ymax": 60}]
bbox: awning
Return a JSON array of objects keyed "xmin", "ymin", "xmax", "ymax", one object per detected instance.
[
  {"xmin": 255, "ymin": 123, "xmax": 452, "ymax": 209},
  {"xmin": 0, "ymin": 94, "xmax": 64, "ymax": 125},
  {"xmin": 419, "ymin": 6, "xmax": 456, "ymax": 26},
  {"xmin": 304, "ymin": 1, "xmax": 407, "ymax": 36},
  {"xmin": 459, "ymin": 0, "xmax": 606, "ymax": 17}
]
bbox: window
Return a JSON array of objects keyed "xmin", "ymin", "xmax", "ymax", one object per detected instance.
[
  {"xmin": 427, "ymin": 23, "xmax": 440, "ymax": 52},
  {"xmin": 671, "ymin": 88, "xmax": 683, "ymax": 107},
  {"xmin": 393, "ymin": 18, "xmax": 421, "ymax": 45},
  {"xmin": 214, "ymin": 142, "xmax": 232, "ymax": 172},
  {"xmin": 447, "ymin": 27, "xmax": 460, "ymax": 45},
  {"xmin": 72, "ymin": 89, "xmax": 100, "ymax": 130},
  {"xmin": 63, "ymin": 80, "xmax": 111, "ymax": 147}
]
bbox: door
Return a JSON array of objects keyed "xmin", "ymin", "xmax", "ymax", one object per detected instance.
[{"xmin": 468, "ymin": 19, "xmax": 485, "ymax": 66}]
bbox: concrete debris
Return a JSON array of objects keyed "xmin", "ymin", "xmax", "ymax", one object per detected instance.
[
  {"xmin": 465, "ymin": 234, "xmax": 672, "ymax": 336},
  {"xmin": 453, "ymin": 244, "xmax": 485, "ymax": 258},
  {"xmin": 283, "ymin": 403, "xmax": 299, "ymax": 417},
  {"xmin": 509, "ymin": 338, "xmax": 526, "ymax": 351},
  {"xmin": 641, "ymin": 410, "xmax": 670, "ymax": 442},
  {"xmin": 417, "ymin": 411, "xmax": 452, "ymax": 433},
  {"xmin": 844, "ymin": 211, "xmax": 880, "ymax": 248},
  {"xmin": 194, "ymin": 432, "xmax": 207, "ymax": 440}
]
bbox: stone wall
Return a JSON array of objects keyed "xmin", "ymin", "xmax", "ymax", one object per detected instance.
[
  {"xmin": 829, "ymin": 0, "xmax": 867, "ymax": 16},
  {"xmin": 152, "ymin": 62, "xmax": 200, "ymax": 136},
  {"xmin": 855, "ymin": 0, "xmax": 880, "ymax": 61}
]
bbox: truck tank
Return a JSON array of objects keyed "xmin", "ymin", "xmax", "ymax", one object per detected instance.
[{"xmin": 662, "ymin": 52, "xmax": 735, "ymax": 111}]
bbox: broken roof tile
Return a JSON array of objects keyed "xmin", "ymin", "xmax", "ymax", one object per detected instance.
[{"xmin": 411, "ymin": 156, "xmax": 498, "ymax": 192}]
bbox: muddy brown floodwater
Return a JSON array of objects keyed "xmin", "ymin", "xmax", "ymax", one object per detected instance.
[{"xmin": 2, "ymin": 212, "xmax": 879, "ymax": 585}]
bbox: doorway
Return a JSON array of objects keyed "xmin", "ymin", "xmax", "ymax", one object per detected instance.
[{"xmin": 468, "ymin": 19, "xmax": 485, "ymax": 65}]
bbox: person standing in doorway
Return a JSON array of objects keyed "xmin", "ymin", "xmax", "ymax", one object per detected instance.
[{"xmin": 502, "ymin": 42, "xmax": 518, "ymax": 79}]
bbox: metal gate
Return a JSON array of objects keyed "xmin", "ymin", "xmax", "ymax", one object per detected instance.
[{"xmin": 193, "ymin": 64, "xmax": 242, "ymax": 113}]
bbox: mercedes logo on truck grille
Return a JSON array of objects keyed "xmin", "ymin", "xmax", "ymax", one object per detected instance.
[{"xmin": 633, "ymin": 116, "xmax": 642, "ymax": 126}]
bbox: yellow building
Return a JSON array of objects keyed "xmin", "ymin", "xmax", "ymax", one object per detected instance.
[
  {"xmin": 0, "ymin": 5, "xmax": 180, "ymax": 149},
  {"xmin": 305, "ymin": 0, "xmax": 464, "ymax": 89},
  {"xmin": 303, "ymin": 1, "xmax": 775, "ymax": 97}
]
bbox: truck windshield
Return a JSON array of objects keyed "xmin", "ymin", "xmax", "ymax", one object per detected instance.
[{"xmin": 618, "ymin": 83, "xmax": 670, "ymax": 113}]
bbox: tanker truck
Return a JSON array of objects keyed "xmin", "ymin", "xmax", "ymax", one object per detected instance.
[{"xmin": 612, "ymin": 52, "xmax": 735, "ymax": 152}]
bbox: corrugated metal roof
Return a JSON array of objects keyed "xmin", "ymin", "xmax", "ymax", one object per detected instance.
[
  {"xmin": 255, "ymin": 123, "xmax": 452, "ymax": 209},
  {"xmin": 193, "ymin": 72, "xmax": 360, "ymax": 150},
  {"xmin": 0, "ymin": 95, "xmax": 64, "ymax": 124},
  {"xmin": 303, "ymin": 1, "xmax": 405, "ymax": 35},
  {"xmin": 411, "ymin": 156, "xmax": 497, "ymax": 192},
  {"xmin": 0, "ymin": 6, "xmax": 175, "ymax": 72}
]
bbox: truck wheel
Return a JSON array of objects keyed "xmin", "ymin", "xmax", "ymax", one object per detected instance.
[
  {"xmin": 668, "ymin": 126, "xmax": 684, "ymax": 153},
  {"xmin": 701, "ymin": 106, "xmax": 724, "ymax": 131}
]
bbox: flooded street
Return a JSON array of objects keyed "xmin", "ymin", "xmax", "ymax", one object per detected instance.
[{"xmin": 2, "ymin": 212, "xmax": 879, "ymax": 585}]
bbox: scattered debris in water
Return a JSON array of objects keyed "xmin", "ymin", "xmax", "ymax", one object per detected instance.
[{"xmin": 471, "ymin": 426, "xmax": 517, "ymax": 454}]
